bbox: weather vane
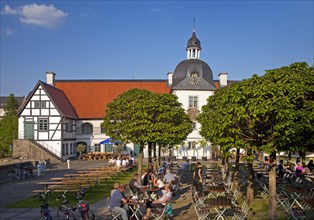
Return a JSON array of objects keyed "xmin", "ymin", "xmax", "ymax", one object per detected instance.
[{"xmin": 193, "ymin": 17, "xmax": 196, "ymax": 32}]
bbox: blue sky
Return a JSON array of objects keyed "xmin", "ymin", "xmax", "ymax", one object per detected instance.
[{"xmin": 1, "ymin": 0, "xmax": 313, "ymax": 96}]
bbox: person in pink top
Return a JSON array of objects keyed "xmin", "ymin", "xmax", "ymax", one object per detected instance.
[{"xmin": 295, "ymin": 163, "xmax": 304, "ymax": 177}]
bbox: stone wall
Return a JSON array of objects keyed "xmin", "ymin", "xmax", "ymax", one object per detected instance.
[{"xmin": 13, "ymin": 140, "xmax": 62, "ymax": 165}]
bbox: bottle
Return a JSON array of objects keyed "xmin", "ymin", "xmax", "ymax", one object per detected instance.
[{"xmin": 167, "ymin": 204, "xmax": 173, "ymax": 216}]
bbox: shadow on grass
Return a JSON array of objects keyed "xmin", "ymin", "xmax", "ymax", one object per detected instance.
[{"xmin": 6, "ymin": 169, "xmax": 137, "ymax": 208}]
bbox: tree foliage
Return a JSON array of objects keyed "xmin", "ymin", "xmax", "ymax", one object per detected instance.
[
  {"xmin": 198, "ymin": 62, "xmax": 314, "ymax": 218},
  {"xmin": 102, "ymin": 88, "xmax": 192, "ymax": 176},
  {"xmin": 0, "ymin": 94, "xmax": 19, "ymax": 158}
]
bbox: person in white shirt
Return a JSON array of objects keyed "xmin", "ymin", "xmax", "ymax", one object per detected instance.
[
  {"xmin": 108, "ymin": 157, "xmax": 116, "ymax": 165},
  {"xmin": 116, "ymin": 157, "xmax": 122, "ymax": 168},
  {"xmin": 122, "ymin": 157, "xmax": 128, "ymax": 167},
  {"xmin": 143, "ymin": 183, "xmax": 172, "ymax": 219}
]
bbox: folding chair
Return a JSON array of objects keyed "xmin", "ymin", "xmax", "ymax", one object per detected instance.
[
  {"xmin": 150, "ymin": 201, "xmax": 171, "ymax": 220},
  {"xmin": 106, "ymin": 197, "xmax": 122, "ymax": 220}
]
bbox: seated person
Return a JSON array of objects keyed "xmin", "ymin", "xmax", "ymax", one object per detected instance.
[
  {"xmin": 108, "ymin": 157, "xmax": 116, "ymax": 165},
  {"xmin": 109, "ymin": 184, "xmax": 129, "ymax": 220},
  {"xmin": 116, "ymin": 157, "xmax": 122, "ymax": 168},
  {"xmin": 153, "ymin": 175, "xmax": 165, "ymax": 196},
  {"xmin": 163, "ymin": 168, "xmax": 177, "ymax": 191},
  {"xmin": 143, "ymin": 183, "xmax": 172, "ymax": 220},
  {"xmin": 180, "ymin": 159, "xmax": 190, "ymax": 171},
  {"xmin": 302, "ymin": 162, "xmax": 311, "ymax": 175},
  {"xmin": 122, "ymin": 157, "xmax": 128, "ymax": 167},
  {"xmin": 295, "ymin": 163, "xmax": 304, "ymax": 177},
  {"xmin": 163, "ymin": 168, "xmax": 176, "ymax": 184},
  {"xmin": 111, "ymin": 182, "xmax": 120, "ymax": 196},
  {"xmin": 307, "ymin": 160, "xmax": 314, "ymax": 172},
  {"xmin": 129, "ymin": 173, "xmax": 148, "ymax": 198},
  {"xmin": 142, "ymin": 170, "xmax": 154, "ymax": 187}
]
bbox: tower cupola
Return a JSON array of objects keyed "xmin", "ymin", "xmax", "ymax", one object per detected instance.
[{"xmin": 186, "ymin": 31, "xmax": 201, "ymax": 59}]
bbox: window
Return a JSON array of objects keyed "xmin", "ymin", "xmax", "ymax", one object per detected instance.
[
  {"xmin": 100, "ymin": 126, "xmax": 105, "ymax": 134},
  {"xmin": 38, "ymin": 119, "xmax": 48, "ymax": 131},
  {"xmin": 192, "ymin": 122, "xmax": 197, "ymax": 130},
  {"xmin": 65, "ymin": 120, "xmax": 73, "ymax": 132},
  {"xmin": 82, "ymin": 123, "xmax": 93, "ymax": 134},
  {"xmin": 94, "ymin": 144, "xmax": 101, "ymax": 152},
  {"xmin": 62, "ymin": 143, "xmax": 65, "ymax": 155},
  {"xmin": 65, "ymin": 143, "xmax": 68, "ymax": 154},
  {"xmin": 188, "ymin": 96, "xmax": 198, "ymax": 108},
  {"xmin": 35, "ymin": 101, "xmax": 46, "ymax": 109}
]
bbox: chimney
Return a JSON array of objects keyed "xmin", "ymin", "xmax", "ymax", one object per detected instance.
[
  {"xmin": 46, "ymin": 72, "xmax": 56, "ymax": 86},
  {"xmin": 167, "ymin": 72, "xmax": 173, "ymax": 86},
  {"xmin": 218, "ymin": 72, "xmax": 228, "ymax": 87}
]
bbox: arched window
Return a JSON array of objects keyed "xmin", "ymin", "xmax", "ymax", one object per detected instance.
[{"xmin": 82, "ymin": 123, "xmax": 93, "ymax": 134}]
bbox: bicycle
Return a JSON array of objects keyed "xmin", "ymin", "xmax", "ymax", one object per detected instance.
[
  {"xmin": 76, "ymin": 188, "xmax": 95, "ymax": 220},
  {"xmin": 33, "ymin": 190, "xmax": 52, "ymax": 220},
  {"xmin": 57, "ymin": 190, "xmax": 77, "ymax": 220}
]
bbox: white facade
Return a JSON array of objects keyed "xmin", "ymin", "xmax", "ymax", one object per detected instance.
[{"xmin": 18, "ymin": 84, "xmax": 77, "ymax": 159}]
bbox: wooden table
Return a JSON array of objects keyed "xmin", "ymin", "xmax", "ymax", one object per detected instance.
[
  {"xmin": 304, "ymin": 198, "xmax": 314, "ymax": 208},
  {"xmin": 203, "ymin": 197, "xmax": 232, "ymax": 220},
  {"xmin": 205, "ymin": 185, "xmax": 225, "ymax": 197}
]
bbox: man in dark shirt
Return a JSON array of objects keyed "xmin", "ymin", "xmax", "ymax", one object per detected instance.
[
  {"xmin": 142, "ymin": 170, "xmax": 153, "ymax": 186},
  {"xmin": 307, "ymin": 160, "xmax": 314, "ymax": 172},
  {"xmin": 109, "ymin": 184, "xmax": 129, "ymax": 220},
  {"xmin": 277, "ymin": 160, "xmax": 285, "ymax": 178},
  {"xmin": 129, "ymin": 173, "xmax": 148, "ymax": 198}
]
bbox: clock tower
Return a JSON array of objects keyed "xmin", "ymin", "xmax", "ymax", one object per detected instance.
[{"xmin": 169, "ymin": 29, "xmax": 218, "ymax": 156}]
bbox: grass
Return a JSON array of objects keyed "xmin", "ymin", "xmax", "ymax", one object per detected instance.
[{"xmin": 6, "ymin": 169, "xmax": 137, "ymax": 208}]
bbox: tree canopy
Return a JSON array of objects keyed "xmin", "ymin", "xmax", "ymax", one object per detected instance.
[
  {"xmin": 198, "ymin": 62, "xmax": 314, "ymax": 218},
  {"xmin": 102, "ymin": 88, "xmax": 192, "ymax": 176},
  {"xmin": 0, "ymin": 94, "xmax": 19, "ymax": 157}
]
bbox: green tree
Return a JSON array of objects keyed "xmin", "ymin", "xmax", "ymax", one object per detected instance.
[
  {"xmin": 4, "ymin": 94, "xmax": 19, "ymax": 115},
  {"xmin": 76, "ymin": 144, "xmax": 86, "ymax": 159},
  {"xmin": 103, "ymin": 88, "xmax": 192, "ymax": 177},
  {"xmin": 199, "ymin": 62, "xmax": 314, "ymax": 219},
  {"xmin": 0, "ymin": 94, "xmax": 19, "ymax": 158}
]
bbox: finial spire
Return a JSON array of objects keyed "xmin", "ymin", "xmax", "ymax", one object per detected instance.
[{"xmin": 193, "ymin": 17, "xmax": 196, "ymax": 32}]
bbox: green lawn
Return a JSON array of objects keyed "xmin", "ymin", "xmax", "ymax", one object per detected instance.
[{"xmin": 6, "ymin": 169, "xmax": 137, "ymax": 208}]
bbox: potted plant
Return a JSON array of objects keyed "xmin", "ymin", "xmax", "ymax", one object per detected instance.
[
  {"xmin": 76, "ymin": 144, "xmax": 86, "ymax": 160},
  {"xmin": 198, "ymin": 139, "xmax": 208, "ymax": 161}
]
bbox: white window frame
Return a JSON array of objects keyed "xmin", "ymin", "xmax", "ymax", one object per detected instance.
[
  {"xmin": 188, "ymin": 96, "xmax": 198, "ymax": 108},
  {"xmin": 38, "ymin": 118, "xmax": 48, "ymax": 131}
]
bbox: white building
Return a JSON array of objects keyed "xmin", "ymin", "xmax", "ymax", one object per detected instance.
[{"xmin": 16, "ymin": 30, "xmax": 236, "ymax": 161}]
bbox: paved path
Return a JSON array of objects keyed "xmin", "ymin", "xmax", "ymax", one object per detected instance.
[{"xmin": 0, "ymin": 159, "xmax": 200, "ymax": 219}]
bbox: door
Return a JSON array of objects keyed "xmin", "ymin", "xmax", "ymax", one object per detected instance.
[
  {"xmin": 134, "ymin": 144, "xmax": 140, "ymax": 158},
  {"xmin": 24, "ymin": 121, "xmax": 34, "ymax": 140},
  {"xmin": 105, "ymin": 144, "xmax": 113, "ymax": 153}
]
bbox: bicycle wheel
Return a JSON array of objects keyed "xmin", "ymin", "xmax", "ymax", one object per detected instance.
[{"xmin": 57, "ymin": 209, "xmax": 76, "ymax": 220}]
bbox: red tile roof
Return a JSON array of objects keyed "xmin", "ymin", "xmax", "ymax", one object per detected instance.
[
  {"xmin": 42, "ymin": 82, "xmax": 78, "ymax": 119},
  {"xmin": 55, "ymin": 80, "xmax": 170, "ymax": 119}
]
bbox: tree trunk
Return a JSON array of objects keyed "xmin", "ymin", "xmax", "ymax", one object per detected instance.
[
  {"xmin": 269, "ymin": 152, "xmax": 277, "ymax": 220},
  {"xmin": 148, "ymin": 142, "xmax": 153, "ymax": 170},
  {"xmin": 233, "ymin": 148, "xmax": 240, "ymax": 190},
  {"xmin": 246, "ymin": 161, "xmax": 254, "ymax": 204},
  {"xmin": 138, "ymin": 144, "xmax": 144, "ymax": 179},
  {"xmin": 153, "ymin": 142, "xmax": 156, "ymax": 159},
  {"xmin": 158, "ymin": 144, "xmax": 161, "ymax": 166}
]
